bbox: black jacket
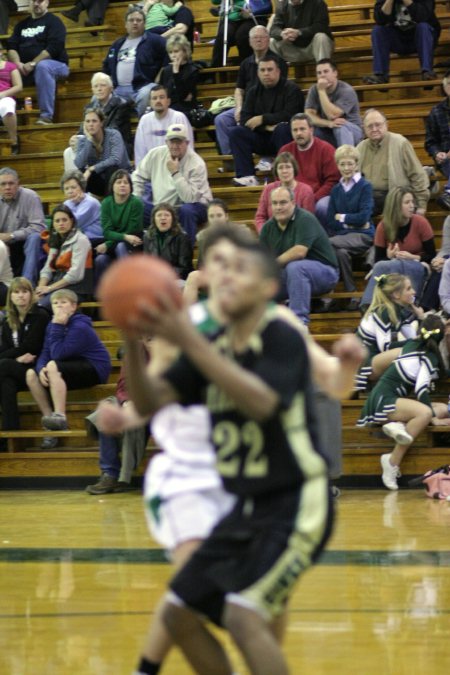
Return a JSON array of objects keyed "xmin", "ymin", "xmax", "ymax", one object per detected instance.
[
  {"xmin": 374, "ymin": 0, "xmax": 440, "ymax": 39},
  {"xmin": 240, "ymin": 77, "xmax": 304, "ymax": 129},
  {"xmin": 0, "ymin": 306, "xmax": 50, "ymax": 360},
  {"xmin": 270, "ymin": 0, "xmax": 333, "ymax": 47},
  {"xmin": 160, "ymin": 62, "xmax": 200, "ymax": 113},
  {"xmin": 143, "ymin": 228, "xmax": 193, "ymax": 280},
  {"xmin": 82, "ymin": 94, "xmax": 133, "ymax": 154}
]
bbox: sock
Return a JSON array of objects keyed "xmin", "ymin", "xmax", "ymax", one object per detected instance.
[{"xmin": 135, "ymin": 657, "xmax": 161, "ymax": 675}]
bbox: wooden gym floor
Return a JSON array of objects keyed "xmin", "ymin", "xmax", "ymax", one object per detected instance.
[{"xmin": 1, "ymin": 489, "xmax": 449, "ymax": 674}]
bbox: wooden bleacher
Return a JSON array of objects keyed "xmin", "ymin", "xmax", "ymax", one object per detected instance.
[{"xmin": 0, "ymin": 0, "xmax": 449, "ymax": 483}]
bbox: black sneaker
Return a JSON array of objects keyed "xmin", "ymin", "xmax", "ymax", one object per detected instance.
[
  {"xmin": 437, "ymin": 192, "xmax": 450, "ymax": 211},
  {"xmin": 85, "ymin": 473, "xmax": 118, "ymax": 495},
  {"xmin": 362, "ymin": 73, "xmax": 389, "ymax": 85}
]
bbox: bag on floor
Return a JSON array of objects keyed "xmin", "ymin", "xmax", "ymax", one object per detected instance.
[{"xmin": 408, "ymin": 465, "xmax": 450, "ymax": 499}]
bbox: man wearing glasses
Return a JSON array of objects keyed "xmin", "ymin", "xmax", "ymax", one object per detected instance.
[{"xmin": 357, "ymin": 107, "xmax": 429, "ymax": 215}]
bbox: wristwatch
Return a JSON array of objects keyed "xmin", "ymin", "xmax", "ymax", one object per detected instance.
[{"xmin": 9, "ymin": 232, "xmax": 15, "ymax": 241}]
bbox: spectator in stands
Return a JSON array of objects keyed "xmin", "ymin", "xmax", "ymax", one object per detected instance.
[
  {"xmin": 194, "ymin": 198, "xmax": 250, "ymax": 270},
  {"xmin": 62, "ymin": 0, "xmax": 110, "ymax": 28},
  {"xmin": 360, "ymin": 186, "xmax": 436, "ymax": 309},
  {"xmin": 0, "ymin": 0, "xmax": 17, "ymax": 35},
  {"xmin": 64, "ymin": 72, "xmax": 133, "ymax": 170},
  {"xmin": 143, "ymin": 0, "xmax": 182, "ymax": 34},
  {"xmin": 259, "ymin": 185, "xmax": 339, "ymax": 323},
  {"xmin": 362, "ymin": 0, "xmax": 440, "ymax": 85},
  {"xmin": 25, "ymin": 289, "xmax": 111, "ymax": 447},
  {"xmin": 327, "ymin": 145, "xmax": 375, "ymax": 311},
  {"xmin": 61, "ymin": 170, "xmax": 103, "ymax": 246},
  {"xmin": 157, "ymin": 0, "xmax": 194, "ymax": 45},
  {"xmin": 438, "ymin": 255, "xmax": 450, "ymax": 314},
  {"xmin": 269, "ymin": 0, "xmax": 333, "ymax": 64},
  {"xmin": 0, "ymin": 241, "xmax": 13, "ymax": 304},
  {"xmin": 102, "ymin": 6, "xmax": 167, "ymax": 117},
  {"xmin": 0, "ymin": 167, "xmax": 45, "ymax": 284},
  {"xmin": 7, "ymin": 0, "xmax": 69, "ymax": 125},
  {"xmin": 35, "ymin": 204, "xmax": 94, "ymax": 310},
  {"xmin": 0, "ymin": 278, "xmax": 49, "ymax": 445},
  {"xmin": 255, "ymin": 151, "xmax": 315, "ymax": 232},
  {"xmin": 210, "ymin": 0, "xmax": 270, "ymax": 67},
  {"xmin": 94, "ymin": 169, "xmax": 144, "ymax": 284},
  {"xmin": 279, "ymin": 113, "xmax": 341, "ymax": 226},
  {"xmin": 132, "ymin": 123, "xmax": 212, "ymax": 242},
  {"xmin": 158, "ymin": 34, "xmax": 199, "ymax": 117},
  {"xmin": 425, "ymin": 71, "xmax": 450, "ymax": 210},
  {"xmin": 143, "ymin": 202, "xmax": 192, "ymax": 279},
  {"xmin": 229, "ymin": 56, "xmax": 304, "ymax": 187},
  {"xmin": 422, "ymin": 215, "xmax": 450, "ymax": 310},
  {"xmin": 85, "ymin": 343, "xmax": 150, "ymax": 494},
  {"xmin": 134, "ymin": 84, "xmax": 193, "ymax": 166},
  {"xmin": 355, "ymin": 272, "xmax": 422, "ymax": 391},
  {"xmin": 357, "ymin": 108, "xmax": 430, "ymax": 215},
  {"xmin": 214, "ymin": 25, "xmax": 287, "ymax": 171},
  {"xmin": 0, "ymin": 42, "xmax": 22, "ymax": 154},
  {"xmin": 74, "ymin": 108, "xmax": 130, "ymax": 197},
  {"xmin": 305, "ymin": 59, "xmax": 363, "ymax": 147}
]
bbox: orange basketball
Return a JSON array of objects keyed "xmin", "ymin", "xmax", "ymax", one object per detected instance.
[{"xmin": 97, "ymin": 254, "xmax": 183, "ymax": 331}]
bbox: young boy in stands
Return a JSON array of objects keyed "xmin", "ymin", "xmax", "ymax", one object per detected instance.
[{"xmin": 26, "ymin": 289, "xmax": 111, "ymax": 447}]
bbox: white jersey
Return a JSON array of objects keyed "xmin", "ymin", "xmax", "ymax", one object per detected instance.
[{"xmin": 144, "ymin": 403, "xmax": 222, "ymax": 500}]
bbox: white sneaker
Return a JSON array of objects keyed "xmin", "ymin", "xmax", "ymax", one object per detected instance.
[
  {"xmin": 255, "ymin": 158, "xmax": 273, "ymax": 172},
  {"xmin": 232, "ymin": 175, "xmax": 259, "ymax": 187},
  {"xmin": 380, "ymin": 453, "xmax": 401, "ymax": 491},
  {"xmin": 382, "ymin": 421, "xmax": 413, "ymax": 445}
]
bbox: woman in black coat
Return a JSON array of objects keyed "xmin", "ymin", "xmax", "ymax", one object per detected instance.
[
  {"xmin": 0, "ymin": 277, "xmax": 50, "ymax": 437},
  {"xmin": 159, "ymin": 34, "xmax": 199, "ymax": 115},
  {"xmin": 143, "ymin": 202, "xmax": 193, "ymax": 280}
]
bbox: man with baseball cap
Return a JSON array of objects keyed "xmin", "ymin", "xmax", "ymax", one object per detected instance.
[{"xmin": 132, "ymin": 123, "xmax": 212, "ymax": 242}]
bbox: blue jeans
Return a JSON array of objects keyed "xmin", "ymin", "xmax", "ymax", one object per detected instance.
[
  {"xmin": 315, "ymin": 196, "xmax": 331, "ymax": 229},
  {"xmin": 229, "ymin": 124, "xmax": 293, "ymax": 177},
  {"xmin": 361, "ymin": 259, "xmax": 428, "ymax": 306},
  {"xmin": 34, "ymin": 60, "xmax": 70, "ymax": 119},
  {"xmin": 215, "ymin": 107, "xmax": 236, "ymax": 155},
  {"xmin": 99, "ymin": 432, "xmax": 121, "ymax": 478},
  {"xmin": 114, "ymin": 83, "xmax": 157, "ymax": 118},
  {"xmin": 280, "ymin": 259, "xmax": 339, "ymax": 324},
  {"xmin": 95, "ymin": 241, "xmax": 129, "ymax": 287},
  {"xmin": 314, "ymin": 122, "xmax": 363, "ymax": 148},
  {"xmin": 371, "ymin": 22, "xmax": 436, "ymax": 75},
  {"xmin": 438, "ymin": 158, "xmax": 450, "ymax": 190}
]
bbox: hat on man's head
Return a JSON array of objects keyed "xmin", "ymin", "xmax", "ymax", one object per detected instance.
[{"xmin": 166, "ymin": 123, "xmax": 189, "ymax": 141}]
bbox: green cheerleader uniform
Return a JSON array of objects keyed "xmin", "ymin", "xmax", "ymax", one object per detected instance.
[
  {"xmin": 354, "ymin": 304, "xmax": 416, "ymax": 391},
  {"xmin": 356, "ymin": 339, "xmax": 439, "ymax": 427}
]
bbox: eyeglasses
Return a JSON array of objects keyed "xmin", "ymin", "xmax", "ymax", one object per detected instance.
[{"xmin": 271, "ymin": 200, "xmax": 291, "ymax": 206}]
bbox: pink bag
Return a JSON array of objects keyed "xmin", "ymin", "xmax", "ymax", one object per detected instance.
[{"xmin": 422, "ymin": 466, "xmax": 450, "ymax": 499}]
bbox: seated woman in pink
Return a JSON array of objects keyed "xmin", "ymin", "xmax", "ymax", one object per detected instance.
[
  {"xmin": 0, "ymin": 42, "xmax": 22, "ymax": 153},
  {"xmin": 254, "ymin": 151, "xmax": 315, "ymax": 233}
]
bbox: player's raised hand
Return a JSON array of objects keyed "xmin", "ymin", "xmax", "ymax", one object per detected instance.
[{"xmin": 332, "ymin": 333, "xmax": 367, "ymax": 369}]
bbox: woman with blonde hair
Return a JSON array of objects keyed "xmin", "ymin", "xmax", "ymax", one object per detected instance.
[
  {"xmin": 327, "ymin": 144, "xmax": 374, "ymax": 311},
  {"xmin": 158, "ymin": 34, "xmax": 199, "ymax": 115},
  {"xmin": 355, "ymin": 272, "xmax": 423, "ymax": 391},
  {"xmin": 360, "ymin": 186, "xmax": 436, "ymax": 308},
  {"xmin": 0, "ymin": 277, "xmax": 49, "ymax": 440}
]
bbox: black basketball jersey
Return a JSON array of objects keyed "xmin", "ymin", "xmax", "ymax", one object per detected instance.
[{"xmin": 164, "ymin": 305, "xmax": 327, "ymax": 497}]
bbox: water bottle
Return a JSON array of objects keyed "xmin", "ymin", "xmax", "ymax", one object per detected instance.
[
  {"xmin": 447, "ymin": 395, "xmax": 450, "ymax": 415},
  {"xmin": 24, "ymin": 96, "xmax": 32, "ymax": 111}
]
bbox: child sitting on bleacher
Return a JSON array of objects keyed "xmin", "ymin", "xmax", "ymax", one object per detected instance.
[
  {"xmin": 25, "ymin": 289, "xmax": 111, "ymax": 449},
  {"xmin": 143, "ymin": 0, "xmax": 183, "ymax": 33}
]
